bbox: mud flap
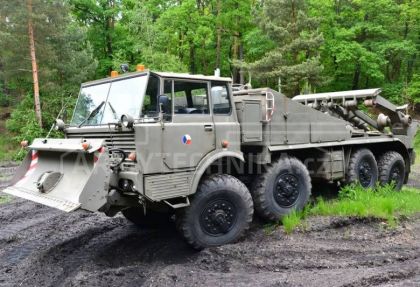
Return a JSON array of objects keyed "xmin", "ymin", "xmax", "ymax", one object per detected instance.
[{"xmin": 3, "ymin": 138, "xmax": 110, "ymax": 212}]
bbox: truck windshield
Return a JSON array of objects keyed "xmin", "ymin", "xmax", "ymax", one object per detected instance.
[{"xmin": 70, "ymin": 75, "xmax": 148, "ymax": 126}]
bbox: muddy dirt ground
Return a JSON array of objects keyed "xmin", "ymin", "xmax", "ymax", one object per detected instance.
[{"xmin": 0, "ymin": 163, "xmax": 419, "ymax": 287}]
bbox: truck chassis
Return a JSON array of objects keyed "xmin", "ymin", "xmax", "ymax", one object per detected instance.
[{"xmin": 4, "ymin": 70, "xmax": 417, "ymax": 249}]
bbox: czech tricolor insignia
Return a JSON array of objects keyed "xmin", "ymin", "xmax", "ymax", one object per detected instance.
[{"xmin": 182, "ymin": 134, "xmax": 192, "ymax": 145}]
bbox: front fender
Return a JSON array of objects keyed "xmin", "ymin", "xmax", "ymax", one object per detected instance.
[{"xmin": 189, "ymin": 150, "xmax": 244, "ymax": 196}]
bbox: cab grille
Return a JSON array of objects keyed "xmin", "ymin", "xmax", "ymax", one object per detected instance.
[{"xmin": 66, "ymin": 131, "xmax": 136, "ymax": 152}]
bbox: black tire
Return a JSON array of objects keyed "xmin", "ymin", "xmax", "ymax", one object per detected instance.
[
  {"xmin": 177, "ymin": 174, "xmax": 253, "ymax": 250},
  {"xmin": 377, "ymin": 151, "xmax": 405, "ymax": 190},
  {"xmin": 122, "ymin": 208, "xmax": 171, "ymax": 228},
  {"xmin": 346, "ymin": 148, "xmax": 378, "ymax": 188},
  {"xmin": 252, "ymin": 156, "xmax": 311, "ymax": 221}
]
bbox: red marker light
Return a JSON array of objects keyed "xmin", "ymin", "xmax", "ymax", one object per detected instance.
[
  {"xmin": 221, "ymin": 140, "xmax": 229, "ymax": 148},
  {"xmin": 128, "ymin": 152, "xmax": 137, "ymax": 161},
  {"xmin": 82, "ymin": 142, "xmax": 90, "ymax": 151}
]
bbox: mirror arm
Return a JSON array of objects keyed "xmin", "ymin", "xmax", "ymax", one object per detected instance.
[{"xmin": 159, "ymin": 102, "xmax": 165, "ymax": 130}]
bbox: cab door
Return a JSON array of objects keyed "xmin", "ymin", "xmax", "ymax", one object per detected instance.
[
  {"xmin": 210, "ymin": 81, "xmax": 240, "ymax": 152},
  {"xmin": 162, "ymin": 79, "xmax": 215, "ymax": 169}
]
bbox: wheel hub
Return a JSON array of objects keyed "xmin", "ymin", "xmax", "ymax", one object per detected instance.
[
  {"xmin": 390, "ymin": 165, "xmax": 402, "ymax": 184},
  {"xmin": 358, "ymin": 160, "xmax": 373, "ymax": 187},
  {"xmin": 200, "ymin": 199, "xmax": 237, "ymax": 235},
  {"xmin": 274, "ymin": 173, "xmax": 300, "ymax": 207}
]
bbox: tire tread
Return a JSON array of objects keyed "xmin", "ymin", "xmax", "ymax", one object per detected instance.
[
  {"xmin": 177, "ymin": 174, "xmax": 253, "ymax": 250},
  {"xmin": 377, "ymin": 151, "xmax": 405, "ymax": 190},
  {"xmin": 252, "ymin": 157, "xmax": 311, "ymax": 221}
]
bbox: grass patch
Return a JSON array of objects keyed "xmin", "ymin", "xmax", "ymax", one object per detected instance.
[
  {"xmin": 0, "ymin": 195, "xmax": 11, "ymax": 204},
  {"xmin": 282, "ymin": 210, "xmax": 305, "ymax": 233},
  {"xmin": 279, "ymin": 184, "xmax": 420, "ymax": 233},
  {"xmin": 414, "ymin": 130, "xmax": 420, "ymax": 163},
  {"xmin": 0, "ymin": 134, "xmax": 17, "ymax": 161}
]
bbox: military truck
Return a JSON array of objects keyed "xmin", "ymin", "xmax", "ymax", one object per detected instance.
[{"xmin": 4, "ymin": 68, "xmax": 417, "ymax": 249}]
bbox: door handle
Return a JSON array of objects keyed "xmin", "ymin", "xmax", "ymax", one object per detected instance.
[{"xmin": 204, "ymin": 125, "xmax": 213, "ymax": 132}]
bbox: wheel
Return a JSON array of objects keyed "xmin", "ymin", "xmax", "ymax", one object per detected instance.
[
  {"xmin": 346, "ymin": 148, "xmax": 378, "ymax": 188},
  {"xmin": 122, "ymin": 207, "xmax": 171, "ymax": 228},
  {"xmin": 177, "ymin": 174, "xmax": 253, "ymax": 250},
  {"xmin": 377, "ymin": 151, "xmax": 405, "ymax": 190},
  {"xmin": 252, "ymin": 156, "xmax": 311, "ymax": 221}
]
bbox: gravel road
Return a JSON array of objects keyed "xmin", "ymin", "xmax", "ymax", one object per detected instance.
[{"xmin": 0, "ymin": 163, "xmax": 419, "ymax": 287}]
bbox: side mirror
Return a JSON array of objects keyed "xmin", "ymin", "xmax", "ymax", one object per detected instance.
[
  {"xmin": 55, "ymin": 119, "xmax": 66, "ymax": 131},
  {"xmin": 121, "ymin": 114, "xmax": 134, "ymax": 129},
  {"xmin": 158, "ymin": 95, "xmax": 171, "ymax": 114}
]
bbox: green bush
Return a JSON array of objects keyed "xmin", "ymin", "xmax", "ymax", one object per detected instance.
[
  {"xmin": 5, "ymin": 91, "xmax": 75, "ymax": 160},
  {"xmin": 6, "ymin": 94, "xmax": 44, "ymax": 143},
  {"xmin": 0, "ymin": 93, "xmax": 9, "ymax": 107},
  {"xmin": 0, "ymin": 134, "xmax": 16, "ymax": 161}
]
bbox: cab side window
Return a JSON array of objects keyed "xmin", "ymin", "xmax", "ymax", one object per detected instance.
[
  {"xmin": 142, "ymin": 75, "xmax": 160, "ymax": 117},
  {"xmin": 172, "ymin": 81, "xmax": 209, "ymax": 114},
  {"xmin": 211, "ymin": 82, "xmax": 231, "ymax": 114}
]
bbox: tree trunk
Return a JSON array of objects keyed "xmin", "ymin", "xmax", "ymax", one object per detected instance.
[
  {"xmin": 239, "ymin": 42, "xmax": 244, "ymax": 85},
  {"xmin": 232, "ymin": 34, "xmax": 239, "ymax": 83},
  {"xmin": 407, "ymin": 53, "xmax": 416, "ymax": 83},
  {"xmin": 352, "ymin": 62, "xmax": 361, "ymax": 90},
  {"xmin": 189, "ymin": 40, "xmax": 196, "ymax": 74},
  {"xmin": 27, "ymin": 0, "xmax": 42, "ymax": 128},
  {"xmin": 105, "ymin": 0, "xmax": 114, "ymax": 72},
  {"xmin": 215, "ymin": 0, "xmax": 222, "ymax": 70}
]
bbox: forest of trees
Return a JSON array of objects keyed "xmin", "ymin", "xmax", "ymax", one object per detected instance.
[{"xmin": 0, "ymin": 0, "xmax": 419, "ymax": 148}]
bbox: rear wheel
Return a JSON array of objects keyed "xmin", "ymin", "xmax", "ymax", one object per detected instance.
[
  {"xmin": 122, "ymin": 208, "xmax": 171, "ymax": 228},
  {"xmin": 252, "ymin": 156, "xmax": 311, "ymax": 221},
  {"xmin": 346, "ymin": 148, "xmax": 378, "ymax": 188},
  {"xmin": 177, "ymin": 174, "xmax": 253, "ymax": 250},
  {"xmin": 377, "ymin": 151, "xmax": 405, "ymax": 190}
]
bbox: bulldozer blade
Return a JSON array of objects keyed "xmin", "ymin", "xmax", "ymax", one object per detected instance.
[{"xmin": 3, "ymin": 138, "xmax": 109, "ymax": 212}]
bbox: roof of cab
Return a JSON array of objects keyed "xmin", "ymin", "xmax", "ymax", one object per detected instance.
[
  {"xmin": 152, "ymin": 71, "xmax": 232, "ymax": 82},
  {"xmin": 81, "ymin": 70, "xmax": 232, "ymax": 87}
]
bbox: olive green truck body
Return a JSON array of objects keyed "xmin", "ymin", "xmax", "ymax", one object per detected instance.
[{"xmin": 4, "ymin": 70, "xmax": 417, "ymax": 248}]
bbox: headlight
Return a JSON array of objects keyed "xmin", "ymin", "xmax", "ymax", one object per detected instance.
[{"xmin": 121, "ymin": 114, "xmax": 134, "ymax": 129}]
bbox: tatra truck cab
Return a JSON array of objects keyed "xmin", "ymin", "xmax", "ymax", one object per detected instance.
[{"xmin": 4, "ymin": 69, "xmax": 417, "ymax": 249}]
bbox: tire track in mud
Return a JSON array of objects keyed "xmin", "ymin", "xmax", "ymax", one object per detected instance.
[
  {"xmin": 0, "ymin": 164, "xmax": 419, "ymax": 286},
  {"xmin": 0, "ymin": 197, "xmax": 197, "ymax": 287}
]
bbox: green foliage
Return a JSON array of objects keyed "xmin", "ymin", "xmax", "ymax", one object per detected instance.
[
  {"xmin": 0, "ymin": 133, "xmax": 16, "ymax": 161},
  {"xmin": 413, "ymin": 131, "xmax": 420, "ymax": 163},
  {"xmin": 245, "ymin": 0, "xmax": 325, "ymax": 96},
  {"xmin": 6, "ymin": 92, "xmax": 74, "ymax": 159},
  {"xmin": 6, "ymin": 94, "xmax": 44, "ymax": 141},
  {"xmin": 0, "ymin": 0, "xmax": 419, "ymax": 158},
  {"xmin": 310, "ymin": 0, "xmax": 419, "ymax": 95},
  {"xmin": 0, "ymin": 86, "xmax": 9, "ymax": 107},
  {"xmin": 405, "ymin": 74, "xmax": 420, "ymax": 105},
  {"xmin": 312, "ymin": 184, "xmax": 420, "ymax": 223},
  {"xmin": 0, "ymin": 0, "xmax": 95, "ymax": 159},
  {"xmin": 282, "ymin": 210, "xmax": 305, "ymax": 234}
]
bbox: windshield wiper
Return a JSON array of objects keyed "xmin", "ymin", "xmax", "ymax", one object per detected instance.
[
  {"xmin": 78, "ymin": 101, "xmax": 105, "ymax": 127},
  {"xmin": 107, "ymin": 101, "xmax": 118, "ymax": 120}
]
